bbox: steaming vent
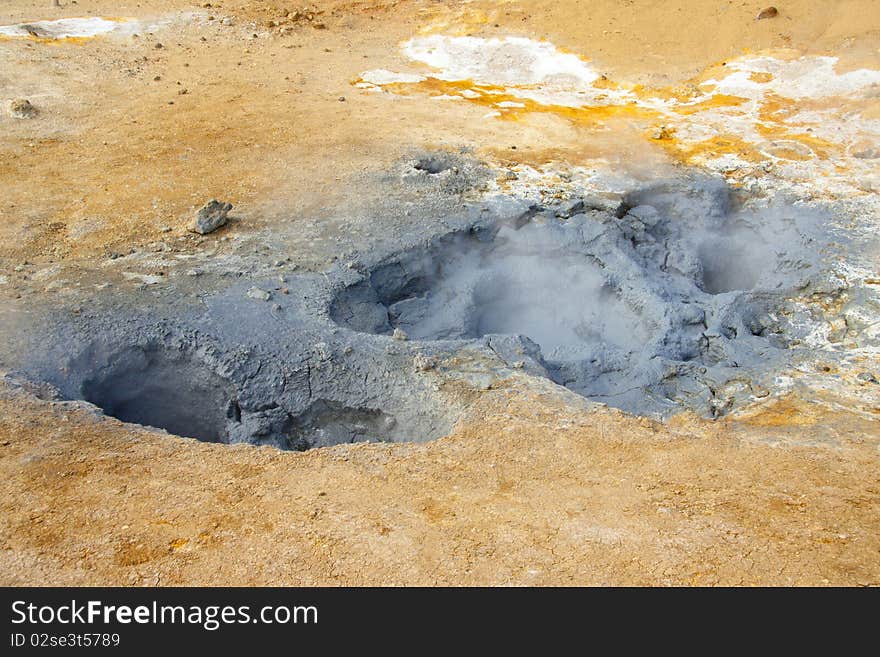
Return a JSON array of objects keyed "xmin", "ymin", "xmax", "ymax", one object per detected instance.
[{"xmin": 331, "ymin": 183, "xmax": 826, "ymax": 415}]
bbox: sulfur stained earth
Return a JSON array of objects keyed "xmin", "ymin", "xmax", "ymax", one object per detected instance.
[{"xmin": 1, "ymin": 0, "xmax": 879, "ymax": 586}]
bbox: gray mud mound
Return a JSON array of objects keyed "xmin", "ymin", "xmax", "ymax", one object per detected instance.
[{"xmin": 1, "ymin": 169, "xmax": 845, "ymax": 448}]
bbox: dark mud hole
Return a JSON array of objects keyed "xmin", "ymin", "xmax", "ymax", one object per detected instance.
[
  {"xmin": 83, "ymin": 350, "xmax": 396, "ymax": 447},
  {"xmin": 81, "ymin": 348, "xmax": 233, "ymax": 443},
  {"xmin": 7, "ymin": 175, "xmax": 837, "ymax": 450}
]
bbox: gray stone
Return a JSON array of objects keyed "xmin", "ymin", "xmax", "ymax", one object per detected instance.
[
  {"xmin": 853, "ymin": 146, "xmax": 880, "ymax": 160},
  {"xmin": 192, "ymin": 200, "xmax": 233, "ymax": 235},
  {"xmin": 857, "ymin": 371, "xmax": 877, "ymax": 384},
  {"xmin": 9, "ymin": 99, "xmax": 37, "ymax": 119}
]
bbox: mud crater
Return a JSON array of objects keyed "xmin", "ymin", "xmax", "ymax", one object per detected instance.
[
  {"xmin": 81, "ymin": 346, "xmax": 233, "ymax": 443},
  {"xmin": 331, "ymin": 179, "xmax": 829, "ymax": 415},
  {"xmin": 30, "ymin": 331, "xmax": 448, "ymax": 451}
]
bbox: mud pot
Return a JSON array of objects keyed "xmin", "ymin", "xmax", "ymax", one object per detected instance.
[{"xmin": 2, "ymin": 159, "xmax": 863, "ymax": 450}]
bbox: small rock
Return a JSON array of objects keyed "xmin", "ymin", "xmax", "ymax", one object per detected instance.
[
  {"xmin": 9, "ymin": 98, "xmax": 38, "ymax": 119},
  {"xmin": 651, "ymin": 125, "xmax": 673, "ymax": 140},
  {"xmin": 413, "ymin": 353, "xmax": 436, "ymax": 371},
  {"xmin": 338, "ymin": 96, "xmax": 346, "ymax": 102},
  {"xmin": 185, "ymin": 268, "xmax": 202, "ymax": 277},
  {"xmin": 852, "ymin": 145, "xmax": 880, "ymax": 159},
  {"xmin": 246, "ymin": 287, "xmax": 271, "ymax": 301},
  {"xmin": 191, "ymin": 199, "xmax": 232, "ymax": 234},
  {"xmin": 857, "ymin": 371, "xmax": 877, "ymax": 384},
  {"xmin": 756, "ymin": 6, "xmax": 778, "ymax": 20},
  {"xmin": 392, "ymin": 327, "xmax": 408, "ymax": 341}
]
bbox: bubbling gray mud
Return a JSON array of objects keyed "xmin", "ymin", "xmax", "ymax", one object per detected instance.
[{"xmin": 331, "ymin": 179, "xmax": 832, "ymax": 415}]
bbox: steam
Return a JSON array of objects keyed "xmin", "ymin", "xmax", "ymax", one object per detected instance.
[
  {"xmin": 397, "ymin": 221, "xmax": 648, "ymax": 360},
  {"xmin": 695, "ymin": 202, "xmax": 827, "ymax": 295},
  {"xmin": 330, "ymin": 177, "xmax": 833, "ymax": 416}
]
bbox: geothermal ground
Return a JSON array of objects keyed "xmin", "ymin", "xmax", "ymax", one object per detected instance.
[{"xmin": 1, "ymin": 0, "xmax": 879, "ymax": 585}]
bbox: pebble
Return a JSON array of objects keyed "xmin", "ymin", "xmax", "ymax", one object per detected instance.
[
  {"xmin": 857, "ymin": 371, "xmax": 877, "ymax": 384},
  {"xmin": 246, "ymin": 286, "xmax": 271, "ymax": 301},
  {"xmin": 9, "ymin": 98, "xmax": 38, "ymax": 119},
  {"xmin": 413, "ymin": 353, "xmax": 436, "ymax": 371},
  {"xmin": 756, "ymin": 6, "xmax": 778, "ymax": 20},
  {"xmin": 853, "ymin": 146, "xmax": 880, "ymax": 160}
]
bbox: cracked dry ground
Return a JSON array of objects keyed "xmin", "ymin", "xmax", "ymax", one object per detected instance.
[{"xmin": 1, "ymin": 0, "xmax": 879, "ymax": 585}]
